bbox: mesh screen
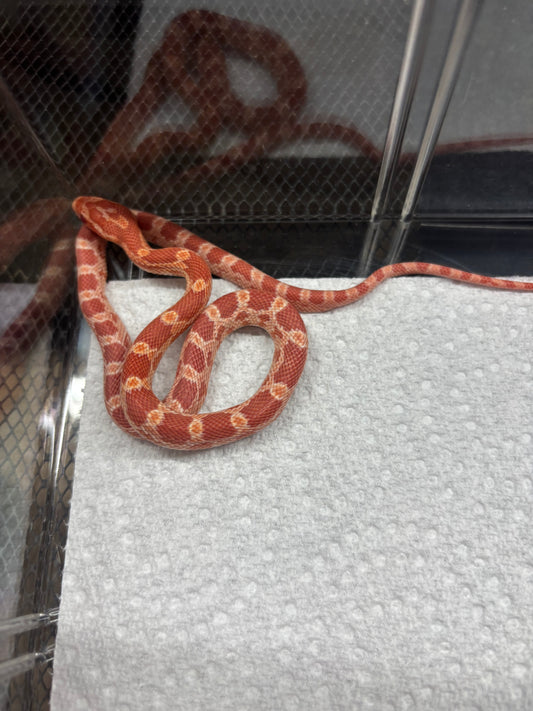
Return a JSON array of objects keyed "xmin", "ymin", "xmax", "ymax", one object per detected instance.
[
  {"xmin": 0, "ymin": 1, "xmax": 414, "ymax": 223},
  {"xmin": 1, "ymin": 0, "xmax": 533, "ymax": 708}
]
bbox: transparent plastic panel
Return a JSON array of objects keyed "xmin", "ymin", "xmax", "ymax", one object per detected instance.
[
  {"xmin": 1, "ymin": 1, "xmax": 533, "ymax": 709},
  {"xmin": 1, "ymin": 0, "xmax": 417, "ymax": 225},
  {"xmin": 417, "ymin": 0, "xmax": 533, "ymax": 218}
]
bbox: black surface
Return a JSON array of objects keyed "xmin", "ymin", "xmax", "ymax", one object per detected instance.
[{"xmin": 419, "ymin": 150, "xmax": 533, "ymax": 218}]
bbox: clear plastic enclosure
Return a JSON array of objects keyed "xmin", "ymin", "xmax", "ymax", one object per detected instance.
[{"xmin": 1, "ymin": 0, "xmax": 532, "ymax": 708}]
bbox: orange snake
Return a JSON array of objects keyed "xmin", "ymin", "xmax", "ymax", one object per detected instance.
[{"xmin": 73, "ymin": 195, "xmax": 533, "ymax": 451}]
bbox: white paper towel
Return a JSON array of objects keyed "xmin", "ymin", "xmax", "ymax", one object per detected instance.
[{"xmin": 52, "ymin": 277, "xmax": 533, "ymax": 710}]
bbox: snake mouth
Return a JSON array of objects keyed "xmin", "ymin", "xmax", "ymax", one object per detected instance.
[{"xmin": 72, "ymin": 195, "xmax": 103, "ymax": 222}]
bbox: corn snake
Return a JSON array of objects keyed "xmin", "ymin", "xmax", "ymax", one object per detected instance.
[{"xmin": 73, "ymin": 195, "xmax": 533, "ymax": 451}]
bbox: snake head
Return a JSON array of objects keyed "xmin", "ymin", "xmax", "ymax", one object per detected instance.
[{"xmin": 72, "ymin": 196, "xmax": 134, "ymax": 245}]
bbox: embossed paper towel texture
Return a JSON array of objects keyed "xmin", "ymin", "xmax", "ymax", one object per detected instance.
[{"xmin": 52, "ymin": 278, "xmax": 533, "ymax": 710}]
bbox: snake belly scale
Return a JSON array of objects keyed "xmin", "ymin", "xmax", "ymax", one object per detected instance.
[{"xmin": 73, "ymin": 196, "xmax": 533, "ymax": 451}]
